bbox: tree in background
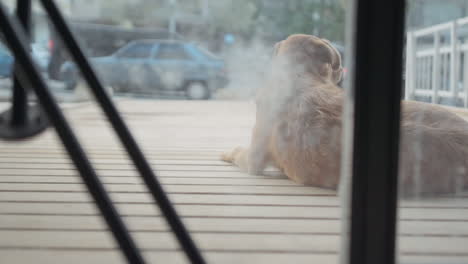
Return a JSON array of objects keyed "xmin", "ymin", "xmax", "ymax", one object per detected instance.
[
  {"xmin": 253, "ymin": 0, "xmax": 345, "ymax": 43},
  {"xmin": 207, "ymin": 0, "xmax": 258, "ymax": 36},
  {"xmin": 89, "ymin": 0, "xmax": 346, "ymax": 48},
  {"xmin": 99, "ymin": 0, "xmax": 168, "ymax": 27}
]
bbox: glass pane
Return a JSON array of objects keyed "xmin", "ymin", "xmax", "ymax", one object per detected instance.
[
  {"xmin": 398, "ymin": 0, "xmax": 468, "ymax": 263},
  {"xmin": 0, "ymin": 1, "xmax": 353, "ymax": 264}
]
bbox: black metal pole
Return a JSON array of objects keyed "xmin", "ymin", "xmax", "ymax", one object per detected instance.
[
  {"xmin": 345, "ymin": 0, "xmax": 406, "ymax": 264},
  {"xmin": 10, "ymin": 0, "xmax": 31, "ymax": 126},
  {"xmin": 38, "ymin": 1, "xmax": 206, "ymax": 263},
  {"xmin": 0, "ymin": 5, "xmax": 145, "ymax": 264}
]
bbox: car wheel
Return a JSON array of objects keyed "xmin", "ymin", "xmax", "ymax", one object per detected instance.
[
  {"xmin": 185, "ymin": 82, "xmax": 211, "ymax": 100},
  {"xmin": 64, "ymin": 79, "xmax": 77, "ymax": 90},
  {"xmin": 113, "ymin": 84, "xmax": 130, "ymax": 93}
]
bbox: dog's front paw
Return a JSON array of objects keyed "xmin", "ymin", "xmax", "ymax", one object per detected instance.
[
  {"xmin": 221, "ymin": 151, "xmax": 234, "ymax": 163},
  {"xmin": 220, "ymin": 147, "xmax": 245, "ymax": 163}
]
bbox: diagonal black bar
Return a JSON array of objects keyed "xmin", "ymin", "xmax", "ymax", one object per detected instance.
[
  {"xmin": 38, "ymin": 1, "xmax": 206, "ymax": 263},
  {"xmin": 0, "ymin": 4, "xmax": 145, "ymax": 264},
  {"xmin": 346, "ymin": 0, "xmax": 406, "ymax": 264},
  {"xmin": 0, "ymin": 0, "xmax": 48, "ymax": 140},
  {"xmin": 11, "ymin": 0, "xmax": 31, "ymax": 127}
]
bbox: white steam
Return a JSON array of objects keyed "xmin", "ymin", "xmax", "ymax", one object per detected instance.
[{"xmin": 215, "ymin": 40, "xmax": 273, "ymax": 100}]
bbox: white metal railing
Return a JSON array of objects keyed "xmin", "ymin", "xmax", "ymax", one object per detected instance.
[{"xmin": 405, "ymin": 17, "xmax": 468, "ymax": 106}]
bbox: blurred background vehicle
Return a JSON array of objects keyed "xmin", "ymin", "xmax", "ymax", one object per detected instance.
[
  {"xmin": 31, "ymin": 41, "xmax": 52, "ymax": 72},
  {"xmin": 0, "ymin": 41, "xmax": 51, "ymax": 78},
  {"xmin": 0, "ymin": 42, "xmax": 13, "ymax": 78},
  {"xmin": 47, "ymin": 23, "xmax": 185, "ymax": 80},
  {"xmin": 60, "ymin": 39, "xmax": 228, "ymax": 100}
]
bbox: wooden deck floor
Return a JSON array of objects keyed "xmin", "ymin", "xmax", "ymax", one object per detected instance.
[{"xmin": 0, "ymin": 100, "xmax": 467, "ymax": 264}]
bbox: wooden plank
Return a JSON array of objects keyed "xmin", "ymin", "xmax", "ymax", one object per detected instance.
[
  {"xmin": 2, "ymin": 250, "xmax": 467, "ymax": 264},
  {"xmin": 0, "ymin": 250, "xmax": 339, "ymax": 264},
  {"xmin": 2, "ymin": 181, "xmax": 466, "ymax": 198},
  {"xmin": 0, "ymin": 145, "xmax": 237, "ymax": 152},
  {"xmin": 0, "ymin": 250, "xmax": 128, "ymax": 264},
  {"xmin": 0, "ymin": 155, "xmax": 227, "ymax": 161},
  {"xmin": 0, "ymin": 147, "xmax": 227, "ymax": 154},
  {"xmin": 0, "ymin": 169, "xmax": 284, "ymax": 177},
  {"xmin": 1, "ymin": 215, "xmax": 467, "ymax": 236},
  {"xmin": 4, "ymin": 190, "xmax": 468, "ymax": 212},
  {"xmin": 0, "ymin": 230, "xmax": 466, "ymax": 254},
  {"xmin": 0, "ymin": 153, "xmax": 226, "ymax": 160},
  {"xmin": 0, "ymin": 202, "xmax": 342, "ymax": 218},
  {"xmin": 1, "ymin": 202, "xmax": 468, "ymax": 221},
  {"xmin": 0, "ymin": 157, "xmax": 232, "ymax": 165},
  {"xmin": 0, "ymin": 177, "xmax": 466, "ymax": 203},
  {"xmin": 0, "ymin": 163, "xmax": 279, "ymax": 174},
  {"xmin": 0, "ymin": 192, "xmax": 340, "ymax": 206},
  {"xmin": 0, "ymin": 183, "xmax": 335, "ymax": 196},
  {"xmin": 1, "ymin": 144, "xmax": 244, "ymax": 150},
  {"xmin": 2, "ymin": 191, "xmax": 468, "ymax": 209},
  {"xmin": 399, "ymin": 255, "xmax": 468, "ymax": 264},
  {"xmin": 0, "ymin": 230, "xmax": 336, "ymax": 251},
  {"xmin": 0, "ymin": 175, "xmax": 298, "ymax": 186},
  {"xmin": 0, "ymin": 163, "xmax": 244, "ymax": 171}
]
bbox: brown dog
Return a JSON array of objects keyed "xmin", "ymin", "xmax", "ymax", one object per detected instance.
[{"xmin": 221, "ymin": 34, "xmax": 468, "ymax": 197}]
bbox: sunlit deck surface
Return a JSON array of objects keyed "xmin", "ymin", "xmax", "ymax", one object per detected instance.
[{"xmin": 0, "ymin": 100, "xmax": 467, "ymax": 264}]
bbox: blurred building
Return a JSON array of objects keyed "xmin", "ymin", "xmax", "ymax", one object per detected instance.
[{"xmin": 407, "ymin": 0, "xmax": 468, "ymax": 29}]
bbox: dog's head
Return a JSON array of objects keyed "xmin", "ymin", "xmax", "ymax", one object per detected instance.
[
  {"xmin": 271, "ymin": 34, "xmax": 343, "ymax": 85},
  {"xmin": 256, "ymin": 34, "xmax": 343, "ymax": 119}
]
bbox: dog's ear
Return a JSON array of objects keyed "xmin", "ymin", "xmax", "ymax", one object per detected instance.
[
  {"xmin": 320, "ymin": 62, "xmax": 342, "ymax": 84},
  {"xmin": 300, "ymin": 38, "xmax": 337, "ymax": 79},
  {"xmin": 331, "ymin": 67, "xmax": 343, "ymax": 84},
  {"xmin": 320, "ymin": 39, "xmax": 343, "ymax": 84},
  {"xmin": 319, "ymin": 63, "xmax": 333, "ymax": 80},
  {"xmin": 273, "ymin": 41, "xmax": 282, "ymax": 57}
]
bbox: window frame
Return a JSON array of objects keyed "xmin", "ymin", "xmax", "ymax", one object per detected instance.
[
  {"xmin": 340, "ymin": 1, "xmax": 406, "ymax": 264},
  {"xmin": 114, "ymin": 41, "xmax": 156, "ymax": 59},
  {"xmin": 152, "ymin": 43, "xmax": 195, "ymax": 61}
]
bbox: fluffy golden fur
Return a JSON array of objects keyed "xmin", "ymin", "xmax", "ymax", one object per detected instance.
[{"xmin": 221, "ymin": 34, "xmax": 468, "ymax": 197}]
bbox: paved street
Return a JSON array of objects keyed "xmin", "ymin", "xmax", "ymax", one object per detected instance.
[
  {"xmin": 0, "ymin": 77, "xmax": 241, "ymax": 102},
  {"xmin": 0, "ymin": 77, "xmax": 76, "ymax": 102}
]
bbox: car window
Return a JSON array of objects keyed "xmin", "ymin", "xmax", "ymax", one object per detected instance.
[
  {"xmin": 154, "ymin": 44, "xmax": 192, "ymax": 60},
  {"xmin": 0, "ymin": 42, "xmax": 10, "ymax": 56},
  {"xmin": 116, "ymin": 42, "xmax": 154, "ymax": 59},
  {"xmin": 194, "ymin": 46, "xmax": 219, "ymax": 60}
]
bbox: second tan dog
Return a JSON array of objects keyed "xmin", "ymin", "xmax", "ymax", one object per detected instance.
[{"xmin": 221, "ymin": 34, "xmax": 468, "ymax": 197}]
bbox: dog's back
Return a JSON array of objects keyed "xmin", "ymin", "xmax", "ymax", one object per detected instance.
[
  {"xmin": 268, "ymin": 82, "xmax": 343, "ymax": 188},
  {"xmin": 399, "ymin": 101, "xmax": 468, "ymax": 196},
  {"xmin": 265, "ymin": 34, "xmax": 468, "ymax": 196}
]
